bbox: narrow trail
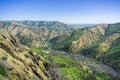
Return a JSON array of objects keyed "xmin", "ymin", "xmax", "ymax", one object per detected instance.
[{"xmin": 50, "ymin": 50, "xmax": 120, "ymax": 79}]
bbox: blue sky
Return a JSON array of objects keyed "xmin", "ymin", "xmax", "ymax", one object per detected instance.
[{"xmin": 0, "ymin": 0, "xmax": 120, "ymax": 23}]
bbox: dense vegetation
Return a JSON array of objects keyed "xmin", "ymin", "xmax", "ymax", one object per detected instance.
[
  {"xmin": 105, "ymin": 23, "xmax": 120, "ymax": 36},
  {"xmin": 0, "ymin": 64, "xmax": 6, "ymax": 76},
  {"xmin": 101, "ymin": 37, "xmax": 120, "ymax": 73}
]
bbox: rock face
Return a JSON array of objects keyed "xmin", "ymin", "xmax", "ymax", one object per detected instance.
[{"xmin": 0, "ymin": 29, "xmax": 61, "ymax": 80}]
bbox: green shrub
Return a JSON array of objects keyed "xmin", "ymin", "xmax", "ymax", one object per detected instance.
[
  {"xmin": 0, "ymin": 64, "xmax": 6, "ymax": 76},
  {"xmin": 1, "ymin": 56, "xmax": 7, "ymax": 60},
  {"xmin": 24, "ymin": 54, "xmax": 29, "ymax": 58}
]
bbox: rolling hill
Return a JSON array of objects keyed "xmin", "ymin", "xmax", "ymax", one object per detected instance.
[{"xmin": 0, "ymin": 21, "xmax": 76, "ymax": 48}]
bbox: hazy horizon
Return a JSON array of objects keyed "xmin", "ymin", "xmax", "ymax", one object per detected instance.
[
  {"xmin": 0, "ymin": 20, "xmax": 120, "ymax": 24},
  {"xmin": 0, "ymin": 0, "xmax": 120, "ymax": 24}
]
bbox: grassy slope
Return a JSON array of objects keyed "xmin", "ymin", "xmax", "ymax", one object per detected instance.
[
  {"xmin": 105, "ymin": 23, "xmax": 120, "ymax": 36},
  {"xmin": 79, "ymin": 23, "xmax": 120, "ymax": 74},
  {"xmin": 0, "ymin": 29, "xmax": 62, "ymax": 80},
  {"xmin": 51, "ymin": 23, "xmax": 120, "ymax": 75},
  {"xmin": 101, "ymin": 37, "xmax": 120, "ymax": 73},
  {"xmin": 51, "ymin": 28, "xmax": 84, "ymax": 51},
  {"xmin": 31, "ymin": 48, "xmax": 115, "ymax": 80}
]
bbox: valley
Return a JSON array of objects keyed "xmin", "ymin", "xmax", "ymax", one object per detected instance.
[{"xmin": 0, "ymin": 21, "xmax": 120, "ymax": 80}]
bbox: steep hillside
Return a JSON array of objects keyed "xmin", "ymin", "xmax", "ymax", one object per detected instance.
[
  {"xmin": 50, "ymin": 28, "xmax": 85, "ymax": 51},
  {"xmin": 105, "ymin": 23, "xmax": 120, "ymax": 36},
  {"xmin": 51, "ymin": 24, "xmax": 108, "ymax": 53},
  {"xmin": 0, "ymin": 21, "xmax": 73, "ymax": 48},
  {"xmin": 0, "ymin": 29, "xmax": 61, "ymax": 80},
  {"xmin": 51, "ymin": 23, "xmax": 120, "ymax": 74},
  {"xmin": 83, "ymin": 33, "xmax": 120, "ymax": 72},
  {"xmin": 51, "ymin": 23, "xmax": 120, "ymax": 54},
  {"xmin": 100, "ymin": 37, "xmax": 120, "ymax": 74},
  {"xmin": 82, "ymin": 29, "xmax": 120, "ymax": 56}
]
